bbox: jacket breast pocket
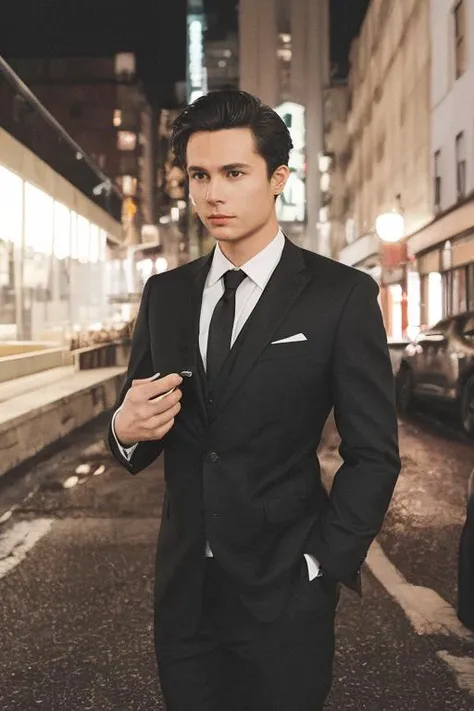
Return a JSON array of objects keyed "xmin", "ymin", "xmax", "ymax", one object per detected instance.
[{"xmin": 258, "ymin": 341, "xmax": 312, "ymax": 363}]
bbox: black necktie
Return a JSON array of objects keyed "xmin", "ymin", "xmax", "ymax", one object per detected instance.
[{"xmin": 206, "ymin": 269, "xmax": 247, "ymax": 382}]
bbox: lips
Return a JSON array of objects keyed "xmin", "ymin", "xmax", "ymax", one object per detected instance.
[{"xmin": 208, "ymin": 215, "xmax": 235, "ymax": 225}]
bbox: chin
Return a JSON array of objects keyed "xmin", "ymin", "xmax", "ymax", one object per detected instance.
[{"xmin": 207, "ymin": 225, "xmax": 238, "ymax": 240}]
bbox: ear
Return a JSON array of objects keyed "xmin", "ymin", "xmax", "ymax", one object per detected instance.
[{"xmin": 271, "ymin": 165, "xmax": 290, "ymax": 196}]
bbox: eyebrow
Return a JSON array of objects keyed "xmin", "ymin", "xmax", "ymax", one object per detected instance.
[{"xmin": 187, "ymin": 163, "xmax": 251, "ymax": 173}]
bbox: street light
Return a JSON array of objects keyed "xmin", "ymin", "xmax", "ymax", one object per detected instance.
[
  {"xmin": 375, "ymin": 209, "xmax": 405, "ymax": 243},
  {"xmin": 375, "ymin": 208, "xmax": 408, "ymax": 339}
]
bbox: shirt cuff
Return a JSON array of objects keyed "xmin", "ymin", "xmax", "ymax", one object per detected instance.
[
  {"xmin": 304, "ymin": 553, "xmax": 321, "ymax": 581},
  {"xmin": 112, "ymin": 409, "xmax": 139, "ymax": 462}
]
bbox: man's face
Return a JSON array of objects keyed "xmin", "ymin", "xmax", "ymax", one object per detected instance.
[{"xmin": 186, "ymin": 127, "xmax": 287, "ymax": 245}]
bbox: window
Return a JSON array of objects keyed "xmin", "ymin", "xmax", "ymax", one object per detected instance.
[
  {"xmin": 118, "ymin": 175, "xmax": 137, "ymax": 196},
  {"xmin": 113, "ymin": 109, "xmax": 122, "ymax": 127},
  {"xmin": 463, "ymin": 316, "xmax": 474, "ymax": 342},
  {"xmin": 455, "ymin": 132, "xmax": 466, "ymax": 200},
  {"xmin": 454, "ymin": 1, "xmax": 466, "ymax": 79},
  {"xmin": 468, "ymin": 263, "xmax": 474, "ymax": 310},
  {"xmin": 117, "ymin": 131, "xmax": 136, "ymax": 151},
  {"xmin": 434, "ymin": 150, "xmax": 442, "ymax": 210},
  {"xmin": 443, "ymin": 267, "xmax": 468, "ymax": 317}
]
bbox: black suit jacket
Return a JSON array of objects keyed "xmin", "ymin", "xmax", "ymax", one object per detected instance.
[{"xmin": 108, "ymin": 237, "xmax": 401, "ymax": 635}]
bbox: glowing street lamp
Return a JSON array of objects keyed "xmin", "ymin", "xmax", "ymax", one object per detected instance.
[
  {"xmin": 375, "ymin": 208, "xmax": 408, "ymax": 338},
  {"xmin": 375, "ymin": 210, "xmax": 405, "ymax": 243}
]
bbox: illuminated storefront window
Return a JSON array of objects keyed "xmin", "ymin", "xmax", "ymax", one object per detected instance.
[
  {"xmin": 274, "ymin": 102, "xmax": 306, "ymax": 223},
  {"xmin": 428, "ymin": 272, "xmax": 443, "ymax": 326},
  {"xmin": 89, "ymin": 224, "xmax": 100, "ymax": 264},
  {"xmin": 187, "ymin": 2, "xmax": 207, "ymax": 103},
  {"xmin": 53, "ymin": 201, "xmax": 71, "ymax": 260},
  {"xmin": 77, "ymin": 215, "xmax": 90, "ymax": 264},
  {"xmin": 0, "ymin": 162, "xmax": 117, "ymax": 342},
  {"xmin": 0, "ymin": 165, "xmax": 22, "ymax": 246},
  {"xmin": 0, "ymin": 165, "xmax": 22, "ymax": 334},
  {"xmin": 25, "ymin": 183, "xmax": 54, "ymax": 255}
]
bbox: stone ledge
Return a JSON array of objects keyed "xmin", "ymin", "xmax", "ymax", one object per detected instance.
[{"xmin": 0, "ymin": 367, "xmax": 125, "ymax": 478}]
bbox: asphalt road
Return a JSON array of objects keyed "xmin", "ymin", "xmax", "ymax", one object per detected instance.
[{"xmin": 0, "ymin": 412, "xmax": 473, "ymax": 710}]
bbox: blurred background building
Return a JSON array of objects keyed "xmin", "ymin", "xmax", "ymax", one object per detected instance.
[
  {"xmin": 322, "ymin": 80, "xmax": 351, "ymax": 261},
  {"xmin": 239, "ymin": 0, "xmax": 330, "ymax": 254},
  {"xmin": 2, "ymin": 0, "xmax": 473, "ymax": 349},
  {"xmin": 332, "ymin": 0, "xmax": 433, "ymax": 339},
  {"xmin": 7, "ymin": 53, "xmax": 156, "ymax": 249},
  {"xmin": 204, "ymin": 34, "xmax": 239, "ymax": 93},
  {"xmin": 407, "ymin": 0, "xmax": 474, "ymax": 328},
  {"xmin": 330, "ymin": 0, "xmax": 474, "ymax": 340},
  {"xmin": 0, "ymin": 57, "xmax": 125, "ymax": 344}
]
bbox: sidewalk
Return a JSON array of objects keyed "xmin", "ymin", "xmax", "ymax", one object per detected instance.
[{"xmin": 0, "ymin": 365, "xmax": 125, "ymax": 479}]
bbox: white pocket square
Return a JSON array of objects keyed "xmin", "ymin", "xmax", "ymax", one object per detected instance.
[{"xmin": 271, "ymin": 333, "xmax": 307, "ymax": 345}]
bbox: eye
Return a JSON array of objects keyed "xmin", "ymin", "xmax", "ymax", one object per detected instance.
[
  {"xmin": 191, "ymin": 171, "xmax": 207, "ymax": 181},
  {"xmin": 228, "ymin": 170, "xmax": 243, "ymax": 178}
]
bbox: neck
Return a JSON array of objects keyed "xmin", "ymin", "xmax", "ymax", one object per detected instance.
[{"xmin": 218, "ymin": 217, "xmax": 280, "ymax": 267}]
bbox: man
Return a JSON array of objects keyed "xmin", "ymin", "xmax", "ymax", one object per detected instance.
[
  {"xmin": 458, "ymin": 469, "xmax": 474, "ymax": 632},
  {"xmin": 108, "ymin": 89, "xmax": 401, "ymax": 711}
]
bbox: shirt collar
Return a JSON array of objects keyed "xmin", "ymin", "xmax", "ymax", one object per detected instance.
[{"xmin": 206, "ymin": 229, "xmax": 285, "ymax": 290}]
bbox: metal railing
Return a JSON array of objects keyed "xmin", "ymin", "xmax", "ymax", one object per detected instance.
[{"xmin": 0, "ymin": 55, "xmax": 123, "ymax": 221}]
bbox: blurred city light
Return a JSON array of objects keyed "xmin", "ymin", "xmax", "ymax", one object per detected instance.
[{"xmin": 375, "ymin": 211, "xmax": 405, "ymax": 243}]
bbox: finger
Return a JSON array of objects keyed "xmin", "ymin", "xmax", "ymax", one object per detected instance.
[
  {"xmin": 144, "ymin": 410, "xmax": 179, "ymax": 439},
  {"xmin": 133, "ymin": 373, "xmax": 183, "ymax": 400},
  {"xmin": 131, "ymin": 392, "xmax": 179, "ymax": 424},
  {"xmin": 145, "ymin": 388, "xmax": 182, "ymax": 415},
  {"xmin": 131, "ymin": 372, "xmax": 160, "ymax": 386},
  {"xmin": 150, "ymin": 386, "xmax": 176, "ymax": 402},
  {"xmin": 144, "ymin": 396, "xmax": 182, "ymax": 421}
]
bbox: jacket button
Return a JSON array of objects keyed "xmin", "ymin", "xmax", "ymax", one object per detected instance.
[{"xmin": 208, "ymin": 451, "xmax": 219, "ymax": 462}]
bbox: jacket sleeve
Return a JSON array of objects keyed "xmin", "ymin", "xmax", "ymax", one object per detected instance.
[
  {"xmin": 107, "ymin": 276, "xmax": 165, "ymax": 475},
  {"xmin": 307, "ymin": 275, "xmax": 401, "ymax": 592}
]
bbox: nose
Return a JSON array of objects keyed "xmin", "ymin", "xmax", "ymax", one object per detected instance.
[{"xmin": 205, "ymin": 178, "xmax": 223, "ymax": 205}]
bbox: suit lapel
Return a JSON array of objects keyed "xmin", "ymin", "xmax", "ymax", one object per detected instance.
[
  {"xmin": 210, "ymin": 238, "xmax": 311, "ymax": 415},
  {"xmin": 172, "ymin": 249, "xmax": 214, "ymax": 423}
]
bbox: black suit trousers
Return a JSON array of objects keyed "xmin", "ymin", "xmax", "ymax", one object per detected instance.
[
  {"xmin": 155, "ymin": 558, "xmax": 339, "ymax": 711},
  {"xmin": 458, "ymin": 491, "xmax": 474, "ymax": 631}
]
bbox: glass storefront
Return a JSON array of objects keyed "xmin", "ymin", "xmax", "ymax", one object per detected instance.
[
  {"xmin": 0, "ymin": 162, "xmax": 110, "ymax": 343},
  {"xmin": 468, "ymin": 263, "xmax": 474, "ymax": 311},
  {"xmin": 443, "ymin": 264, "xmax": 472, "ymax": 318}
]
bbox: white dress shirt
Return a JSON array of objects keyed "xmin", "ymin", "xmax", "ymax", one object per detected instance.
[{"xmin": 113, "ymin": 229, "xmax": 320, "ymax": 580}]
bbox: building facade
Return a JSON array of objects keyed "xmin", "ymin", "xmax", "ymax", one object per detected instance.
[
  {"xmin": 339, "ymin": 0, "xmax": 432, "ymax": 339},
  {"xmin": 322, "ymin": 81, "xmax": 351, "ymax": 260},
  {"xmin": 407, "ymin": 0, "xmax": 474, "ymax": 327},
  {"xmin": 204, "ymin": 34, "xmax": 239, "ymax": 92},
  {"xmin": 7, "ymin": 54, "xmax": 156, "ymax": 248},
  {"xmin": 239, "ymin": 0, "xmax": 330, "ymax": 253},
  {"xmin": 0, "ymin": 125, "xmax": 123, "ymax": 342}
]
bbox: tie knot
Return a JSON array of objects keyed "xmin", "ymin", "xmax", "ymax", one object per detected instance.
[{"xmin": 223, "ymin": 269, "xmax": 246, "ymax": 293}]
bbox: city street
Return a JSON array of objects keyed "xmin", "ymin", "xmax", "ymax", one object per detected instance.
[{"xmin": 0, "ymin": 412, "xmax": 473, "ymax": 711}]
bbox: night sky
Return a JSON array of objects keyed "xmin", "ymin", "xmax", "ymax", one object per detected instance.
[{"xmin": 0, "ymin": 0, "xmax": 369, "ymax": 101}]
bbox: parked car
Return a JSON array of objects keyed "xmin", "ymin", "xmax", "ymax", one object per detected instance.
[{"xmin": 396, "ymin": 311, "xmax": 474, "ymax": 437}]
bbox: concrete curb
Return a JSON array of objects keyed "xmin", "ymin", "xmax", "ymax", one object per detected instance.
[{"xmin": 0, "ymin": 368, "xmax": 125, "ymax": 479}]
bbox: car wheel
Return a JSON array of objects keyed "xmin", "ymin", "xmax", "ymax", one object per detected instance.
[
  {"xmin": 461, "ymin": 375, "xmax": 474, "ymax": 438},
  {"xmin": 396, "ymin": 366, "xmax": 414, "ymax": 414}
]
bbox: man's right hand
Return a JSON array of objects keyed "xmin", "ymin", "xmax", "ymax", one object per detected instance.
[{"xmin": 114, "ymin": 373, "xmax": 183, "ymax": 447}]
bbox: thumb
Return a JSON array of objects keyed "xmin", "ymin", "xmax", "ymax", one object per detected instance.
[{"xmin": 132, "ymin": 372, "xmax": 160, "ymax": 386}]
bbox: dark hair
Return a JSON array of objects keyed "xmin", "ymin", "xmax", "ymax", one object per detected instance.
[{"xmin": 171, "ymin": 90, "xmax": 293, "ymax": 179}]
